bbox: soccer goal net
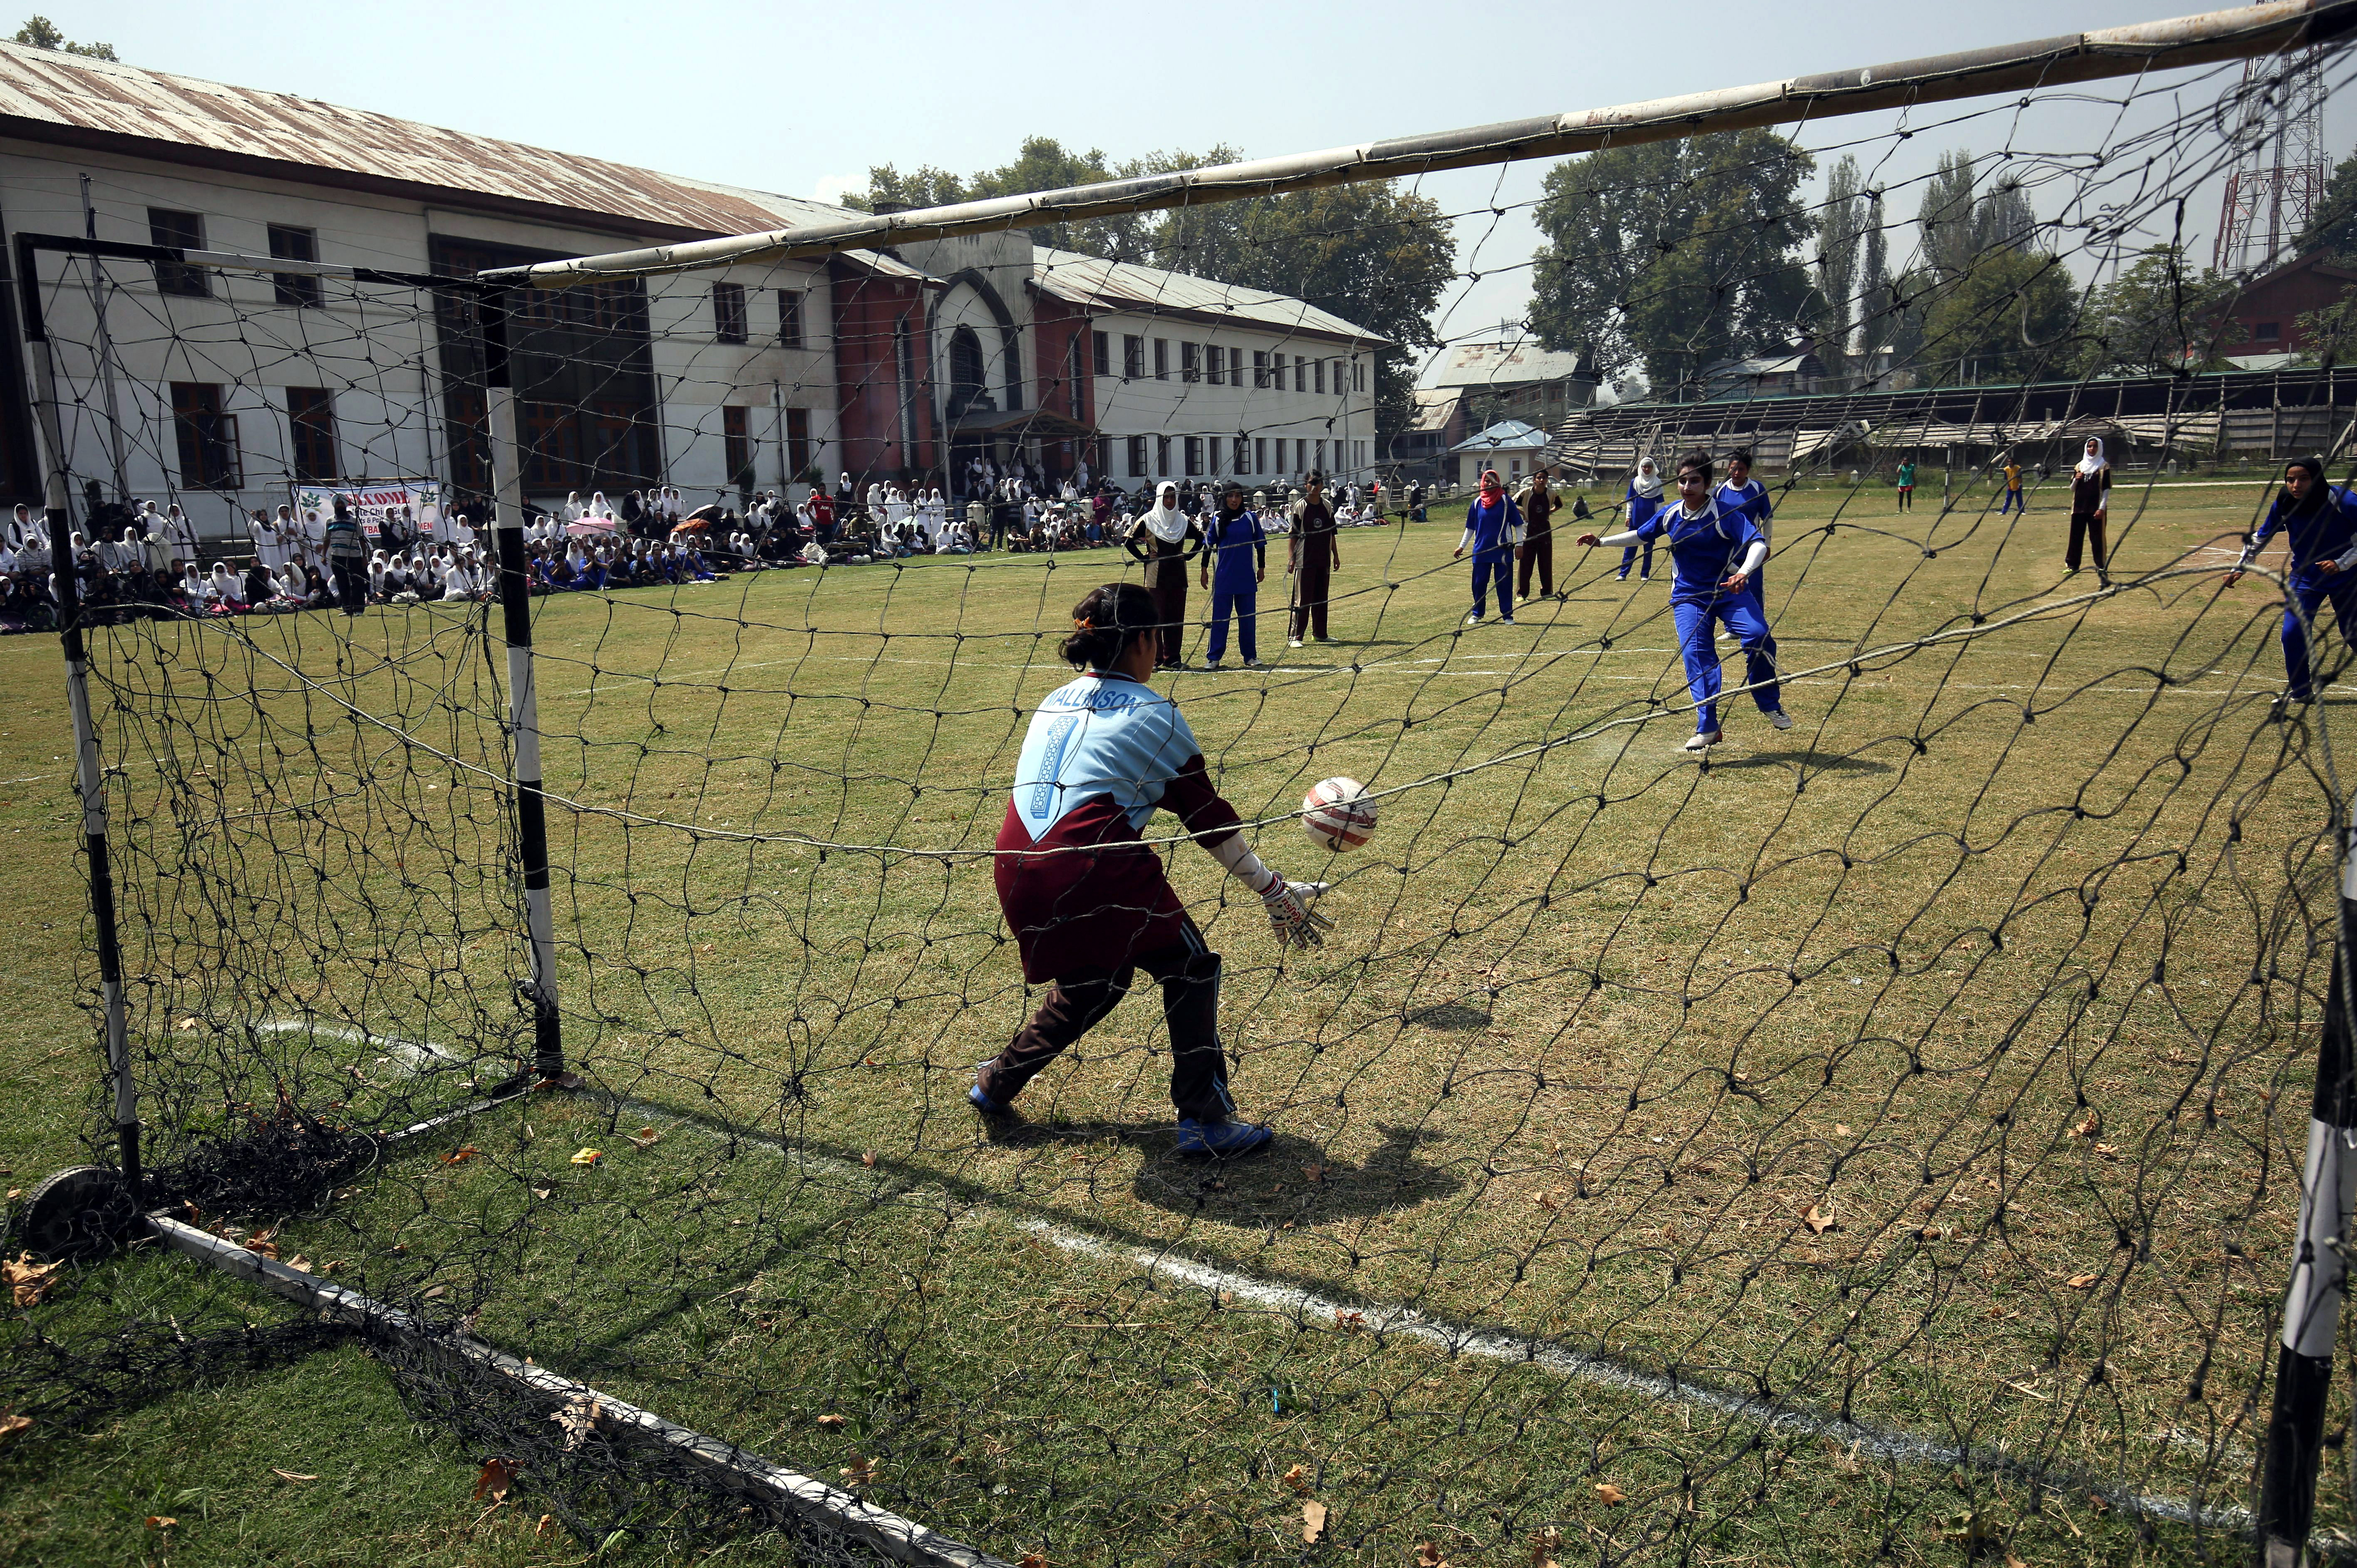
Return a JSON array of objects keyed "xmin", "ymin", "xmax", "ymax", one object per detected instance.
[{"xmin": 11, "ymin": 18, "xmax": 2357, "ymax": 1566}]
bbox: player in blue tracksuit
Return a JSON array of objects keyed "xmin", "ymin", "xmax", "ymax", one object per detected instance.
[
  {"xmin": 1452, "ymin": 468, "xmax": 1523, "ymax": 625},
  {"xmin": 1577, "ymin": 449, "xmax": 1794, "ymax": 752},
  {"xmin": 1715, "ymin": 448, "xmax": 1773, "ymax": 604},
  {"xmin": 1199, "ymin": 483, "xmax": 1267, "ymax": 668},
  {"xmin": 2228, "ymin": 456, "xmax": 2357, "ymax": 705}
]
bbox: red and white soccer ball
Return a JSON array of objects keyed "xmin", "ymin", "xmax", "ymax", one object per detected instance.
[{"xmin": 1302, "ymin": 777, "xmax": 1377, "ymax": 852}]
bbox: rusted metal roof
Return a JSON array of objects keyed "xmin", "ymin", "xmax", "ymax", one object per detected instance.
[
  {"xmin": 0, "ymin": 41, "xmax": 853, "ymax": 242},
  {"xmin": 1033, "ymin": 247, "xmax": 1383, "ymax": 346}
]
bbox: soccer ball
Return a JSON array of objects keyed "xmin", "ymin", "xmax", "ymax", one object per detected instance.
[{"xmin": 1302, "ymin": 777, "xmax": 1376, "ymax": 852}]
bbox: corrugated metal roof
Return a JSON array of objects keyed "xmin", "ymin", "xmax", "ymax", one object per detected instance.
[
  {"xmin": 1428, "ymin": 340, "xmax": 1586, "ymax": 389},
  {"xmin": 1034, "ymin": 247, "xmax": 1383, "ymax": 346},
  {"xmin": 1408, "ymin": 387, "xmax": 1462, "ymax": 432},
  {"xmin": 0, "ymin": 41, "xmax": 854, "ymax": 243},
  {"xmin": 1448, "ymin": 419, "xmax": 1548, "ymax": 453}
]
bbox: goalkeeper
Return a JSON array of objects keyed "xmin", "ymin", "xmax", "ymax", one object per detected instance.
[
  {"xmin": 2226, "ymin": 456, "xmax": 2357, "ymax": 707},
  {"xmin": 975, "ymin": 581, "xmax": 1329, "ymax": 1156}
]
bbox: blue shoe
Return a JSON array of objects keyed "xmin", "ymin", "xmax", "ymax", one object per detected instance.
[
  {"xmin": 969, "ymin": 1080, "xmax": 1015, "ymax": 1116},
  {"xmin": 1175, "ymin": 1117, "xmax": 1273, "ymax": 1157}
]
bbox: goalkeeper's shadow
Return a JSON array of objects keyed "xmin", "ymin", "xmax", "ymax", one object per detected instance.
[{"xmin": 1123, "ymin": 1121, "xmax": 1464, "ymax": 1225}]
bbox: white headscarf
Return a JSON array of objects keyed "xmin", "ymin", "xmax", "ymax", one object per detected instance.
[
  {"xmin": 2076, "ymin": 437, "xmax": 2107, "ymax": 476},
  {"xmin": 1633, "ymin": 458, "xmax": 1664, "ymax": 500},
  {"xmin": 1143, "ymin": 482, "xmax": 1188, "ymax": 543}
]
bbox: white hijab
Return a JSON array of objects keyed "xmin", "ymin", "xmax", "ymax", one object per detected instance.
[
  {"xmin": 1633, "ymin": 458, "xmax": 1664, "ymax": 500},
  {"xmin": 2076, "ymin": 437, "xmax": 2107, "ymax": 476},
  {"xmin": 1143, "ymin": 482, "xmax": 1189, "ymax": 543}
]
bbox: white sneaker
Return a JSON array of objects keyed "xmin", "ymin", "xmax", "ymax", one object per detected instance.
[
  {"xmin": 1683, "ymin": 731, "xmax": 1720, "ymax": 752},
  {"xmin": 1499, "ymin": 616, "xmax": 1517, "ymax": 626},
  {"xmin": 1244, "ymin": 659, "xmax": 1264, "ymax": 669},
  {"xmin": 1768, "ymin": 710, "xmax": 1794, "ymax": 730},
  {"xmin": 1202, "ymin": 661, "xmax": 1222, "ymax": 671},
  {"xmin": 1288, "ymin": 637, "xmax": 1303, "ymax": 648},
  {"xmin": 1464, "ymin": 613, "xmax": 1484, "ymax": 626}
]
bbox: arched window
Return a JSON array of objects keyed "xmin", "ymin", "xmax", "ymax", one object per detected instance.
[{"xmin": 948, "ymin": 327, "xmax": 990, "ymax": 418}]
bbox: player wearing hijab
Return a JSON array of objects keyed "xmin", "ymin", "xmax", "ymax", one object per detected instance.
[
  {"xmin": 1126, "ymin": 481, "xmax": 1203, "ymax": 669},
  {"xmin": 1620, "ymin": 457, "xmax": 1664, "ymax": 581},
  {"xmin": 1287, "ymin": 473, "xmax": 1341, "ymax": 647},
  {"xmin": 2067, "ymin": 437, "xmax": 2111, "ymax": 575},
  {"xmin": 1199, "ymin": 482, "xmax": 1267, "ymax": 669},
  {"xmin": 1453, "ymin": 468, "xmax": 1524, "ymax": 625},
  {"xmin": 975, "ymin": 581, "xmax": 1331, "ymax": 1155},
  {"xmin": 1515, "ymin": 467, "xmax": 1560, "ymax": 600},
  {"xmin": 2227, "ymin": 456, "xmax": 2357, "ymax": 708},
  {"xmin": 1715, "ymin": 449, "xmax": 1772, "ymax": 603},
  {"xmin": 1576, "ymin": 450, "xmax": 1793, "ymax": 752}
]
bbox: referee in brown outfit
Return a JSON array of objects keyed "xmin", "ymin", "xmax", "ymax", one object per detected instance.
[
  {"xmin": 1516, "ymin": 467, "xmax": 1559, "ymax": 600},
  {"xmin": 1288, "ymin": 472, "xmax": 1341, "ymax": 646}
]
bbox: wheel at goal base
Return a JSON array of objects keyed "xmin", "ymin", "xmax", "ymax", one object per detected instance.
[
  {"xmin": 16, "ymin": 1164, "xmax": 141, "ymax": 1262},
  {"xmin": 1302, "ymin": 777, "xmax": 1377, "ymax": 852}
]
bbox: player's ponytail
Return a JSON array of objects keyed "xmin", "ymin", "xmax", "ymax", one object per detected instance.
[{"xmin": 1061, "ymin": 581, "xmax": 1161, "ymax": 670}]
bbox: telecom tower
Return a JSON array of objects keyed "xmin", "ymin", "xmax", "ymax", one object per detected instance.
[{"xmin": 2215, "ymin": 42, "xmax": 2329, "ymax": 275}]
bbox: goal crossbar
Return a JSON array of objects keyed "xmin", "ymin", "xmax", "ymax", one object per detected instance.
[{"xmin": 485, "ymin": 0, "xmax": 2357, "ymax": 290}]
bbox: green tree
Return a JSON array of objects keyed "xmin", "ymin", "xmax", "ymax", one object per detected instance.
[
  {"xmin": 1917, "ymin": 152, "xmax": 1981, "ymax": 284},
  {"xmin": 12, "ymin": 14, "xmax": 113, "ymax": 58},
  {"xmin": 2295, "ymin": 290, "xmax": 2357, "ymax": 367},
  {"xmin": 1814, "ymin": 155, "xmax": 1866, "ymax": 381},
  {"xmin": 2077, "ymin": 245, "xmax": 2234, "ymax": 375},
  {"xmin": 2297, "ymin": 144, "xmax": 2357, "ymax": 262},
  {"xmin": 1528, "ymin": 129, "xmax": 1816, "ymax": 399},
  {"xmin": 1918, "ymin": 248, "xmax": 2077, "ymax": 384}
]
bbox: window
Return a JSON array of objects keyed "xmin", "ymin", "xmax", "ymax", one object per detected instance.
[
  {"xmin": 171, "ymin": 382, "xmax": 239, "ymax": 488},
  {"xmin": 1184, "ymin": 436, "xmax": 1203, "ymax": 476},
  {"xmin": 1127, "ymin": 435, "xmax": 1149, "ymax": 477},
  {"xmin": 1156, "ymin": 434, "xmax": 1172, "ymax": 476},
  {"xmin": 149, "ymin": 208, "xmax": 209, "ymax": 298},
  {"xmin": 1293, "ymin": 357, "xmax": 1306, "ymax": 393},
  {"xmin": 1315, "ymin": 440, "xmax": 1327, "ymax": 474},
  {"xmin": 1354, "ymin": 359, "xmax": 1367, "ymax": 392},
  {"xmin": 1315, "ymin": 358, "xmax": 1326, "ymax": 395},
  {"xmin": 268, "ymin": 225, "xmax": 320, "ymax": 308},
  {"xmin": 1181, "ymin": 342, "xmax": 1200, "ymax": 383},
  {"xmin": 1253, "ymin": 350, "xmax": 1269, "ymax": 390},
  {"xmin": 1094, "ymin": 438, "xmax": 1111, "ymax": 478},
  {"xmin": 723, "ymin": 406, "xmax": 754, "ymax": 492},
  {"xmin": 1068, "ymin": 333, "xmax": 1088, "ymax": 405},
  {"xmin": 524, "ymin": 403, "xmax": 586, "ymax": 489},
  {"xmin": 285, "ymin": 387, "xmax": 337, "ymax": 482},
  {"xmin": 1254, "ymin": 437, "xmax": 1267, "ymax": 473},
  {"xmin": 1154, "ymin": 339, "xmax": 1169, "ymax": 380},
  {"xmin": 1210, "ymin": 436, "xmax": 1224, "ymax": 473},
  {"xmin": 1124, "ymin": 335, "xmax": 1144, "ymax": 379},
  {"xmin": 1092, "ymin": 330, "xmax": 1111, "ymax": 377},
  {"xmin": 714, "ymin": 282, "xmax": 749, "ymax": 344},
  {"xmin": 777, "ymin": 289, "xmax": 805, "ymax": 348},
  {"xmin": 785, "ymin": 407, "xmax": 812, "ymax": 482},
  {"xmin": 1207, "ymin": 345, "xmax": 1224, "ymax": 386},
  {"xmin": 2255, "ymin": 320, "xmax": 2283, "ymax": 342}
]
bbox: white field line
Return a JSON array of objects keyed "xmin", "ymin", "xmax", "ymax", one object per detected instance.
[{"xmin": 251, "ymin": 1009, "xmax": 2250, "ymax": 1539}]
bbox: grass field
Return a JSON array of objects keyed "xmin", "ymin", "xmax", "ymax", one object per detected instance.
[{"xmin": 2, "ymin": 468, "xmax": 2350, "ymax": 1566}]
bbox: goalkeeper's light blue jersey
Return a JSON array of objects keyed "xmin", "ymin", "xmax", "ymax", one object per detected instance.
[{"xmin": 1010, "ymin": 671, "xmax": 1204, "ymax": 840}]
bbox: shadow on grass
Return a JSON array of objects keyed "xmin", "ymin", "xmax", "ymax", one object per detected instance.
[
  {"xmin": 1127, "ymin": 1123, "xmax": 1463, "ymax": 1225},
  {"xmin": 1703, "ymin": 749, "xmax": 1897, "ymax": 775}
]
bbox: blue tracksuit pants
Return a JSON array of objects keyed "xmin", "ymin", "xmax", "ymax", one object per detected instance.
[
  {"xmin": 1674, "ymin": 593, "xmax": 1782, "ymax": 735},
  {"xmin": 2284, "ymin": 572, "xmax": 2357, "ymax": 700},
  {"xmin": 1206, "ymin": 587, "xmax": 1257, "ymax": 665},
  {"xmin": 1470, "ymin": 547, "xmax": 1513, "ymax": 619}
]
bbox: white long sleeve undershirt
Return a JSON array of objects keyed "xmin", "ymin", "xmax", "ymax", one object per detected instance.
[{"xmin": 1207, "ymin": 831, "xmax": 1280, "ymax": 896}]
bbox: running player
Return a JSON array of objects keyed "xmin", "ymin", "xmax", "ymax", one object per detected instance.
[
  {"xmin": 2227, "ymin": 456, "xmax": 2357, "ymax": 710},
  {"xmin": 976, "ymin": 581, "xmax": 1331, "ymax": 1154},
  {"xmin": 1575, "ymin": 449, "xmax": 1793, "ymax": 752}
]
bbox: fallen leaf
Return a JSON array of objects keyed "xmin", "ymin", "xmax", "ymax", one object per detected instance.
[
  {"xmin": 423, "ymin": 1285, "xmax": 448, "ymax": 1301},
  {"xmin": 1530, "ymin": 1526, "xmax": 1564, "ymax": 1568},
  {"xmin": 176, "ymin": 1017, "xmax": 198, "ymax": 1030},
  {"xmin": 628, "ymin": 1127, "xmax": 661, "ymax": 1150},
  {"xmin": 570, "ymin": 1148, "xmax": 602, "ymax": 1166},
  {"xmin": 1301, "ymin": 1164, "xmax": 1326, "ymax": 1183},
  {"xmin": 1802, "ymin": 1205, "xmax": 1835, "ymax": 1235},
  {"xmin": 530, "ymin": 1186, "xmax": 553, "ymax": 1201},
  {"xmin": 2094, "ymin": 1142, "xmax": 2119, "ymax": 1158},
  {"xmin": 550, "ymin": 1394, "xmax": 603, "ymax": 1452},
  {"xmin": 840, "ymin": 1456, "xmax": 875, "ymax": 1486},
  {"xmin": 2066, "ymin": 1273, "xmax": 2100, "ymax": 1289},
  {"xmin": 146, "ymin": 1516, "xmax": 177, "ymax": 1530},
  {"xmin": 0, "ymin": 1412, "xmax": 29, "ymax": 1447},
  {"xmin": 816, "ymin": 1414, "xmax": 847, "ymax": 1430},
  {"xmin": 1595, "ymin": 1481, "xmax": 1628, "ymax": 1504},
  {"xmin": 1301, "ymin": 1500, "xmax": 1328, "ymax": 1543},
  {"xmin": 1834, "ymin": 1123, "xmax": 1852, "ymax": 1137},
  {"xmin": 1021, "ymin": 1554, "xmax": 1048, "ymax": 1568},
  {"xmin": 474, "ymin": 1457, "xmax": 516, "ymax": 1501},
  {"xmin": 861, "ymin": 1151, "xmax": 878, "ymax": 1169},
  {"xmin": 1532, "ymin": 1189, "xmax": 1558, "ymax": 1211},
  {"xmin": 1417, "ymin": 1543, "xmax": 1449, "ymax": 1568},
  {"xmin": 440, "ymin": 1145, "xmax": 481, "ymax": 1165},
  {"xmin": 5, "ymin": 1253, "xmax": 63, "ymax": 1307},
  {"xmin": 2005, "ymin": 1553, "xmax": 2030, "ymax": 1568},
  {"xmin": 2072, "ymin": 1109, "xmax": 2100, "ymax": 1138},
  {"xmin": 270, "ymin": 1469, "xmax": 317, "ymax": 1483},
  {"xmin": 1280, "ymin": 1462, "xmax": 1309, "ymax": 1495},
  {"xmin": 284, "ymin": 1256, "xmax": 313, "ymax": 1274},
  {"xmin": 1334, "ymin": 1310, "xmax": 1366, "ymax": 1333}
]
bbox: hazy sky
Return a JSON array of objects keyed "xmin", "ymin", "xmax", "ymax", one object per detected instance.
[{"xmin": 54, "ymin": 2, "xmax": 2357, "ymax": 379}]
